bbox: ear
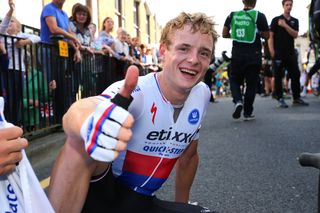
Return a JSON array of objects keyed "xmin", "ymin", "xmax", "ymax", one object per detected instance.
[{"xmin": 159, "ymin": 43, "xmax": 166, "ymax": 57}]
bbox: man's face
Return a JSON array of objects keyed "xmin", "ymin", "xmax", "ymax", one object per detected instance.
[
  {"xmin": 53, "ymin": 0, "xmax": 65, "ymax": 7},
  {"xmin": 160, "ymin": 25, "xmax": 213, "ymax": 92},
  {"xmin": 283, "ymin": 1, "xmax": 293, "ymax": 14}
]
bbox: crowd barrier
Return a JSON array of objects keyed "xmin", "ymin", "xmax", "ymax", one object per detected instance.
[{"xmin": 0, "ymin": 33, "xmax": 148, "ymax": 138}]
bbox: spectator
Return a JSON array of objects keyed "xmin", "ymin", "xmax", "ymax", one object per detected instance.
[
  {"xmin": 95, "ymin": 17, "xmax": 117, "ymax": 55},
  {"xmin": 1, "ymin": 1, "xmax": 41, "ymax": 125},
  {"xmin": 23, "ymin": 53, "xmax": 56, "ymax": 131},
  {"xmin": 88, "ymin": 23, "xmax": 97, "ymax": 39},
  {"xmin": 222, "ymin": 0, "xmax": 269, "ymax": 120},
  {"xmin": 114, "ymin": 27, "xmax": 131, "ymax": 61},
  {"xmin": 0, "ymin": 0, "xmax": 13, "ymax": 97},
  {"xmin": 40, "ymin": 0, "xmax": 81, "ymax": 79},
  {"xmin": 131, "ymin": 36, "xmax": 141, "ymax": 63},
  {"xmin": 268, "ymin": 0, "xmax": 308, "ymax": 107},
  {"xmin": 69, "ymin": 3, "xmax": 94, "ymax": 54},
  {"xmin": 261, "ymin": 40, "xmax": 274, "ymax": 97}
]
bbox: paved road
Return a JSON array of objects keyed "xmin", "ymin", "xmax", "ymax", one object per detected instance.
[
  {"xmin": 31, "ymin": 94, "xmax": 320, "ymax": 213},
  {"xmin": 157, "ymin": 94, "xmax": 320, "ymax": 213}
]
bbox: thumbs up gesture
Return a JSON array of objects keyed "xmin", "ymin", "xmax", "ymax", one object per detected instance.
[{"xmin": 80, "ymin": 66, "xmax": 139, "ymax": 162}]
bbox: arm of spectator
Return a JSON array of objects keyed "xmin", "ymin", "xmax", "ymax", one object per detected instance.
[
  {"xmin": 7, "ymin": 0, "xmax": 14, "ymax": 17},
  {"xmin": 0, "ymin": 43, "xmax": 6, "ymax": 55},
  {"xmin": 175, "ymin": 140, "xmax": 199, "ymax": 203},
  {"xmin": 45, "ymin": 16, "xmax": 81, "ymax": 47},
  {"xmin": 278, "ymin": 19, "xmax": 298, "ymax": 38},
  {"xmin": 222, "ymin": 26, "xmax": 231, "ymax": 38},
  {"xmin": 0, "ymin": 0, "xmax": 14, "ymax": 34},
  {"xmin": 15, "ymin": 33, "xmax": 41, "ymax": 48},
  {"xmin": 0, "ymin": 126, "xmax": 28, "ymax": 175},
  {"xmin": 268, "ymin": 31, "xmax": 275, "ymax": 59},
  {"xmin": 260, "ymin": 30, "xmax": 270, "ymax": 40}
]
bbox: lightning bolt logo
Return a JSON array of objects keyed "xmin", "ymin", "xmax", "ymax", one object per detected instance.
[{"xmin": 151, "ymin": 102, "xmax": 157, "ymax": 124}]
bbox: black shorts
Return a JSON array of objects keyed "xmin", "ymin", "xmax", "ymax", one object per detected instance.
[{"xmin": 82, "ymin": 166, "xmax": 214, "ymax": 213}]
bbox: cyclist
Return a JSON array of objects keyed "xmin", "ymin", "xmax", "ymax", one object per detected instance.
[{"xmin": 48, "ymin": 12, "xmax": 218, "ymax": 212}]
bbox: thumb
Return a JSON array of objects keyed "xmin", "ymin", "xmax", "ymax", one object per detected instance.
[
  {"xmin": 111, "ymin": 65, "xmax": 139, "ymax": 109},
  {"xmin": 118, "ymin": 65, "xmax": 139, "ymax": 98}
]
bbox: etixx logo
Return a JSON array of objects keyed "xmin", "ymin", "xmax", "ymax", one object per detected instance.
[{"xmin": 188, "ymin": 109, "xmax": 199, "ymax": 125}]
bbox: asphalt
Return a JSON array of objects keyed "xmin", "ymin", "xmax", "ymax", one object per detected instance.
[{"xmin": 28, "ymin": 94, "xmax": 320, "ymax": 213}]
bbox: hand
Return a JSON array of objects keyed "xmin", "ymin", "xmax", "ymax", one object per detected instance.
[
  {"xmin": 278, "ymin": 19, "xmax": 287, "ymax": 28},
  {"xmin": 15, "ymin": 39, "xmax": 29, "ymax": 48},
  {"xmin": 8, "ymin": 0, "xmax": 15, "ymax": 11},
  {"xmin": 80, "ymin": 66, "xmax": 139, "ymax": 162},
  {"xmin": 49, "ymin": 80, "xmax": 57, "ymax": 90},
  {"xmin": 0, "ymin": 126, "xmax": 28, "ymax": 175},
  {"xmin": 73, "ymin": 50, "xmax": 81, "ymax": 63}
]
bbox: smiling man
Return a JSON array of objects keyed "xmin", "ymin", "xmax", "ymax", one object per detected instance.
[{"xmin": 48, "ymin": 12, "xmax": 218, "ymax": 212}]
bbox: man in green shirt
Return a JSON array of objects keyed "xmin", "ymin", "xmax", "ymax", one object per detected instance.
[{"xmin": 223, "ymin": 0, "xmax": 269, "ymax": 120}]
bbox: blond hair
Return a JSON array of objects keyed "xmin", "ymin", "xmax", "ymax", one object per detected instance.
[{"xmin": 160, "ymin": 12, "xmax": 218, "ymax": 55}]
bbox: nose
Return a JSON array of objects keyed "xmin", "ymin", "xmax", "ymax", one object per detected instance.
[{"xmin": 186, "ymin": 50, "xmax": 200, "ymax": 64}]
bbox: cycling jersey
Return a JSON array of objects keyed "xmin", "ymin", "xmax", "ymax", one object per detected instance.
[{"xmin": 99, "ymin": 72, "xmax": 211, "ymax": 196}]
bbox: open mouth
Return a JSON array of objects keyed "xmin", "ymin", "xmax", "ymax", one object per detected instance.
[{"xmin": 180, "ymin": 68, "xmax": 197, "ymax": 76}]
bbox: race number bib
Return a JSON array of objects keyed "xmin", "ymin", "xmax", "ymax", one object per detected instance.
[{"xmin": 231, "ymin": 10, "xmax": 258, "ymax": 43}]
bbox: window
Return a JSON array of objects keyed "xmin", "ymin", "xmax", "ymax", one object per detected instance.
[
  {"xmin": 133, "ymin": 1, "xmax": 140, "ymax": 37},
  {"xmin": 115, "ymin": 0, "xmax": 125, "ymax": 28},
  {"xmin": 146, "ymin": 14, "xmax": 150, "ymax": 43}
]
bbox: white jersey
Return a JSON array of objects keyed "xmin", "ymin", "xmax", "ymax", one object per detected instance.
[{"xmin": 100, "ymin": 73, "xmax": 211, "ymax": 196}]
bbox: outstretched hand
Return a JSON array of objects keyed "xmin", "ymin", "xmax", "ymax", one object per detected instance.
[{"xmin": 81, "ymin": 65, "xmax": 139, "ymax": 162}]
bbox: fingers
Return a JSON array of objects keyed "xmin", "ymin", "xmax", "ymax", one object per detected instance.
[
  {"xmin": 0, "ymin": 126, "xmax": 23, "ymax": 140},
  {"xmin": 6, "ymin": 138, "xmax": 28, "ymax": 153},
  {"xmin": 118, "ymin": 65, "xmax": 139, "ymax": 98},
  {"xmin": 0, "ymin": 164, "xmax": 15, "ymax": 175}
]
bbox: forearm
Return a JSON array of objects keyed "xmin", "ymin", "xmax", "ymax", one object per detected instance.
[
  {"xmin": 175, "ymin": 151, "xmax": 199, "ymax": 203},
  {"xmin": 48, "ymin": 136, "xmax": 97, "ymax": 212},
  {"xmin": 283, "ymin": 24, "xmax": 298, "ymax": 38}
]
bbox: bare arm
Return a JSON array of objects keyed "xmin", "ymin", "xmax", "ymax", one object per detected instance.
[
  {"xmin": 260, "ymin": 30, "xmax": 270, "ymax": 40},
  {"xmin": 45, "ymin": 16, "xmax": 80, "ymax": 46},
  {"xmin": 278, "ymin": 19, "xmax": 298, "ymax": 38},
  {"xmin": 175, "ymin": 140, "xmax": 199, "ymax": 203},
  {"xmin": 6, "ymin": 0, "xmax": 14, "ymax": 18},
  {"xmin": 222, "ymin": 26, "xmax": 230, "ymax": 38},
  {"xmin": 268, "ymin": 31, "xmax": 275, "ymax": 59}
]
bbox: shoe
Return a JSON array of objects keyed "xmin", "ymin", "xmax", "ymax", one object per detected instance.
[
  {"xmin": 244, "ymin": 114, "xmax": 255, "ymax": 121},
  {"xmin": 300, "ymin": 87, "xmax": 307, "ymax": 97},
  {"xmin": 232, "ymin": 102, "xmax": 243, "ymax": 119},
  {"xmin": 293, "ymin": 98, "xmax": 309, "ymax": 106},
  {"xmin": 271, "ymin": 92, "xmax": 278, "ymax": 100},
  {"xmin": 261, "ymin": 93, "xmax": 270, "ymax": 97},
  {"xmin": 277, "ymin": 98, "xmax": 288, "ymax": 108}
]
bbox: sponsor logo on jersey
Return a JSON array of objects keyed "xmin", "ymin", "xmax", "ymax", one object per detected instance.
[
  {"xmin": 132, "ymin": 86, "xmax": 141, "ymax": 93},
  {"xmin": 146, "ymin": 127, "xmax": 196, "ymax": 143},
  {"xmin": 142, "ymin": 145, "xmax": 185, "ymax": 155},
  {"xmin": 188, "ymin": 109, "xmax": 200, "ymax": 125},
  {"xmin": 150, "ymin": 102, "xmax": 157, "ymax": 124}
]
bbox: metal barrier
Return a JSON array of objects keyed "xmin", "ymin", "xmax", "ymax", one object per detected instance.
[{"xmin": 0, "ymin": 33, "xmax": 137, "ymax": 138}]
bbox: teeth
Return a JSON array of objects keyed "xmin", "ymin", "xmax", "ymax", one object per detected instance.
[{"xmin": 180, "ymin": 69, "xmax": 196, "ymax": 75}]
